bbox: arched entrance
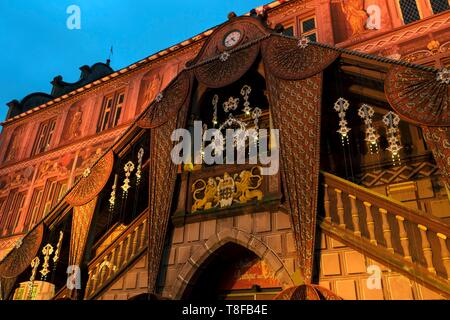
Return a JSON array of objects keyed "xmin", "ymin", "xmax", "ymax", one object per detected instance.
[{"xmin": 182, "ymin": 242, "xmax": 284, "ymax": 300}]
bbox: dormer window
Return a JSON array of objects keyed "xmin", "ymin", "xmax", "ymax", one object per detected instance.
[
  {"xmin": 399, "ymin": 0, "xmax": 421, "ymax": 24},
  {"xmin": 429, "ymin": 0, "xmax": 450, "ymax": 14},
  {"xmin": 97, "ymin": 91, "xmax": 125, "ymax": 132},
  {"xmin": 31, "ymin": 118, "xmax": 56, "ymax": 156}
]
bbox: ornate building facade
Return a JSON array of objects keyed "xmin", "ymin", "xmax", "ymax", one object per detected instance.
[{"xmin": 0, "ymin": 0, "xmax": 449, "ymax": 300}]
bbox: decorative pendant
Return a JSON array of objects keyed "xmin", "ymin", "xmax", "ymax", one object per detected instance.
[
  {"xmin": 358, "ymin": 104, "xmax": 379, "ymax": 154},
  {"xmin": 53, "ymin": 231, "xmax": 64, "ymax": 269},
  {"xmin": 383, "ymin": 111, "xmax": 403, "ymax": 164},
  {"xmin": 136, "ymin": 148, "xmax": 144, "ymax": 186},
  {"xmin": 212, "ymin": 95, "xmax": 219, "ymax": 126},
  {"xmin": 334, "ymin": 98, "xmax": 351, "ymax": 145},
  {"xmin": 121, "ymin": 161, "xmax": 135, "ymax": 197},
  {"xmin": 109, "ymin": 174, "xmax": 118, "ymax": 212},
  {"xmin": 240, "ymin": 85, "xmax": 252, "ymax": 116},
  {"xmin": 40, "ymin": 243, "xmax": 54, "ymax": 280},
  {"xmin": 252, "ymin": 107, "xmax": 262, "ymax": 130},
  {"xmin": 223, "ymin": 96, "xmax": 240, "ymax": 113},
  {"xmin": 28, "ymin": 257, "xmax": 40, "ymax": 300}
]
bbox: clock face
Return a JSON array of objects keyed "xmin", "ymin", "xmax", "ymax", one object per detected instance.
[{"xmin": 224, "ymin": 30, "xmax": 242, "ymax": 48}]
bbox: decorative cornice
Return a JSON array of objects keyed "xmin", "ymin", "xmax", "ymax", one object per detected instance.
[
  {"xmin": 346, "ymin": 12, "xmax": 450, "ymax": 53},
  {"xmin": 0, "ymin": 125, "xmax": 127, "ymax": 176}
]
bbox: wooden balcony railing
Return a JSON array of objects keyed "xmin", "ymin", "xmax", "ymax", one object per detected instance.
[
  {"xmin": 84, "ymin": 210, "xmax": 148, "ymax": 299},
  {"xmin": 321, "ymin": 171, "xmax": 450, "ymax": 296}
]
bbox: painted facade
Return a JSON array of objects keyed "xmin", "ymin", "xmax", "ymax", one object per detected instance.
[{"xmin": 0, "ymin": 0, "xmax": 449, "ymax": 300}]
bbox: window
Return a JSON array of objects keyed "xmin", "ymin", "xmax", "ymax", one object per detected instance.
[
  {"xmin": 25, "ymin": 188, "xmax": 43, "ymax": 230},
  {"xmin": 41, "ymin": 180, "xmax": 66, "ymax": 215},
  {"xmin": 300, "ymin": 16, "xmax": 317, "ymax": 42},
  {"xmin": 0, "ymin": 190, "xmax": 25, "ymax": 235},
  {"xmin": 98, "ymin": 91, "xmax": 125, "ymax": 132},
  {"xmin": 399, "ymin": 0, "xmax": 421, "ymax": 24},
  {"xmin": 430, "ymin": 0, "xmax": 450, "ymax": 14},
  {"xmin": 32, "ymin": 118, "xmax": 56, "ymax": 156},
  {"xmin": 282, "ymin": 25, "xmax": 294, "ymax": 37}
]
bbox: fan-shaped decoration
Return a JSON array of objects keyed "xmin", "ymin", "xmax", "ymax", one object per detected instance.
[
  {"xmin": 190, "ymin": 17, "xmax": 269, "ymax": 89},
  {"xmin": 273, "ymin": 284, "xmax": 342, "ymax": 300},
  {"xmin": 385, "ymin": 66, "xmax": 449, "ymax": 126},
  {"xmin": 0, "ymin": 223, "xmax": 44, "ymax": 278},
  {"xmin": 262, "ymin": 35, "xmax": 339, "ymax": 80},
  {"xmin": 137, "ymin": 71, "xmax": 192, "ymax": 128},
  {"xmin": 66, "ymin": 150, "xmax": 114, "ymax": 207},
  {"xmin": 194, "ymin": 44, "xmax": 261, "ymax": 89}
]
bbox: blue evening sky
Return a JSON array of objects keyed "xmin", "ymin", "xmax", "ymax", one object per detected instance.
[{"xmin": 0, "ymin": 0, "xmax": 266, "ymax": 122}]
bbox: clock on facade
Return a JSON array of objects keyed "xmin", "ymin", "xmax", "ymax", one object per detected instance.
[{"xmin": 223, "ymin": 30, "xmax": 242, "ymax": 48}]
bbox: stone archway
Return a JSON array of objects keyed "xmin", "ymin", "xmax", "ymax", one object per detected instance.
[{"xmin": 170, "ymin": 228, "xmax": 296, "ymax": 299}]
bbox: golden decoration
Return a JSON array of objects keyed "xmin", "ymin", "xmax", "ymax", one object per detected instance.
[
  {"xmin": 28, "ymin": 256, "xmax": 40, "ymax": 300},
  {"xmin": 53, "ymin": 231, "xmax": 64, "ymax": 266},
  {"xmin": 136, "ymin": 148, "xmax": 144, "ymax": 185},
  {"xmin": 121, "ymin": 161, "xmax": 135, "ymax": 195},
  {"xmin": 40, "ymin": 244, "xmax": 54, "ymax": 280},
  {"xmin": 427, "ymin": 40, "xmax": 440, "ymax": 54},
  {"xmin": 109, "ymin": 174, "xmax": 118, "ymax": 212},
  {"xmin": 191, "ymin": 167, "xmax": 263, "ymax": 212}
]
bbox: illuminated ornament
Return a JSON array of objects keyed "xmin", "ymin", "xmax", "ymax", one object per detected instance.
[
  {"xmin": 136, "ymin": 148, "xmax": 144, "ymax": 186},
  {"xmin": 223, "ymin": 96, "xmax": 240, "ymax": 113},
  {"xmin": 121, "ymin": 161, "xmax": 135, "ymax": 196},
  {"xmin": 53, "ymin": 231, "xmax": 64, "ymax": 271},
  {"xmin": 212, "ymin": 95, "xmax": 219, "ymax": 126},
  {"xmin": 383, "ymin": 111, "xmax": 403, "ymax": 164},
  {"xmin": 219, "ymin": 51, "xmax": 230, "ymax": 62},
  {"xmin": 14, "ymin": 238, "xmax": 23, "ymax": 249},
  {"xmin": 155, "ymin": 92, "xmax": 163, "ymax": 103},
  {"xmin": 436, "ymin": 68, "xmax": 450, "ymax": 84},
  {"xmin": 201, "ymin": 124, "xmax": 208, "ymax": 162},
  {"xmin": 234, "ymin": 129, "xmax": 247, "ymax": 151},
  {"xmin": 252, "ymin": 107, "xmax": 262, "ymax": 129},
  {"xmin": 334, "ymin": 98, "xmax": 351, "ymax": 145},
  {"xmin": 82, "ymin": 167, "xmax": 91, "ymax": 178},
  {"xmin": 297, "ymin": 36, "xmax": 310, "ymax": 49},
  {"xmin": 240, "ymin": 85, "xmax": 252, "ymax": 115},
  {"xmin": 358, "ymin": 104, "xmax": 379, "ymax": 154},
  {"xmin": 109, "ymin": 174, "xmax": 118, "ymax": 212},
  {"xmin": 40, "ymin": 243, "xmax": 54, "ymax": 280},
  {"xmin": 28, "ymin": 257, "xmax": 40, "ymax": 300},
  {"xmin": 209, "ymin": 132, "xmax": 225, "ymax": 156}
]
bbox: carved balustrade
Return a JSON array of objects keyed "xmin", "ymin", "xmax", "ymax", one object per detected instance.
[
  {"xmin": 84, "ymin": 210, "xmax": 148, "ymax": 299},
  {"xmin": 321, "ymin": 171, "xmax": 450, "ymax": 286}
]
